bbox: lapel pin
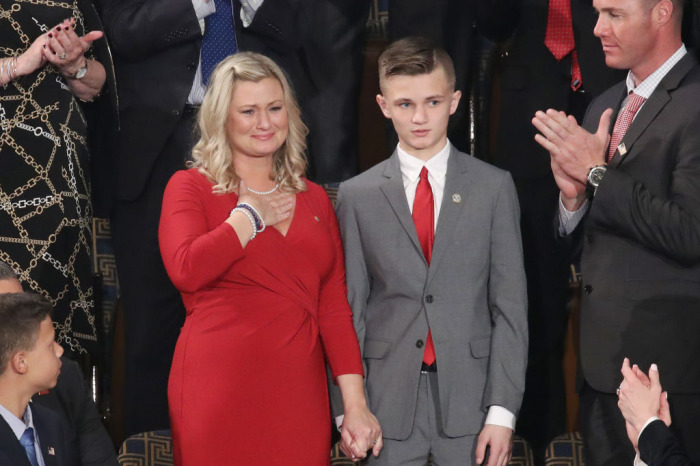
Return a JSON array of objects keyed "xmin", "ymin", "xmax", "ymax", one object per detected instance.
[
  {"xmin": 314, "ymin": 216, "xmax": 320, "ymax": 222},
  {"xmin": 618, "ymin": 143, "xmax": 627, "ymax": 156},
  {"xmin": 48, "ymin": 447, "xmax": 55, "ymax": 456},
  {"xmin": 452, "ymin": 193, "xmax": 462, "ymax": 203}
]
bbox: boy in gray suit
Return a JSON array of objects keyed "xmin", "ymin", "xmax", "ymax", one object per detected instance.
[{"xmin": 332, "ymin": 37, "xmax": 528, "ymax": 465}]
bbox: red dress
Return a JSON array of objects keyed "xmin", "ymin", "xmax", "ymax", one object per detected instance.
[{"xmin": 159, "ymin": 169, "xmax": 363, "ymax": 465}]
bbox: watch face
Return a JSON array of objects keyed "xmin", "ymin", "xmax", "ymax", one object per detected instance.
[
  {"xmin": 75, "ymin": 67, "xmax": 88, "ymax": 79},
  {"xmin": 590, "ymin": 167, "xmax": 606, "ymax": 186}
]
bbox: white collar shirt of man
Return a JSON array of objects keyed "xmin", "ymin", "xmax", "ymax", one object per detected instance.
[{"xmin": 0, "ymin": 401, "xmax": 46, "ymax": 466}]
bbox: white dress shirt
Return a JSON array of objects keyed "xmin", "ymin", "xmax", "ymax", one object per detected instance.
[
  {"xmin": 0, "ymin": 402, "xmax": 46, "ymax": 466},
  {"xmin": 558, "ymin": 44, "xmax": 688, "ymax": 234}
]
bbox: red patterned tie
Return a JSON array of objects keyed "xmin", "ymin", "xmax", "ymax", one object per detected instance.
[
  {"xmin": 412, "ymin": 167, "xmax": 436, "ymax": 366},
  {"xmin": 607, "ymin": 92, "xmax": 646, "ymax": 162},
  {"xmin": 544, "ymin": 0, "xmax": 582, "ymax": 91}
]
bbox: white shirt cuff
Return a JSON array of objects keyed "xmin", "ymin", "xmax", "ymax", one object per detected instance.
[
  {"xmin": 335, "ymin": 414, "xmax": 344, "ymax": 432},
  {"xmin": 484, "ymin": 405, "xmax": 516, "ymax": 430},
  {"xmin": 558, "ymin": 194, "xmax": 588, "ymax": 235},
  {"xmin": 240, "ymin": 0, "xmax": 265, "ymax": 27},
  {"xmin": 634, "ymin": 451, "xmax": 648, "ymax": 466},
  {"xmin": 192, "ymin": 0, "xmax": 216, "ymax": 20}
]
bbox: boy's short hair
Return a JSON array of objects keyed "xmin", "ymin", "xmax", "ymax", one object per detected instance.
[
  {"xmin": 378, "ymin": 36, "xmax": 456, "ymax": 93},
  {"xmin": 0, "ymin": 293, "xmax": 52, "ymax": 376},
  {"xmin": 0, "ymin": 261, "xmax": 17, "ymax": 281}
]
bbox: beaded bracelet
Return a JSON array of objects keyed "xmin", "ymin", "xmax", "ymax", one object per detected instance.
[
  {"xmin": 236, "ymin": 202, "xmax": 266, "ymax": 233},
  {"xmin": 230, "ymin": 207, "xmax": 257, "ymax": 241}
]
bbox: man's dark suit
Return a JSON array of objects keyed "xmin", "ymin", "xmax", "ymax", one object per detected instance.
[
  {"xmin": 0, "ymin": 403, "xmax": 77, "ymax": 466},
  {"xmin": 574, "ymin": 53, "xmax": 700, "ymax": 464},
  {"xmin": 639, "ymin": 420, "xmax": 695, "ymax": 466},
  {"xmin": 485, "ymin": 1, "xmax": 625, "ymax": 456},
  {"xmin": 98, "ymin": 0, "xmax": 368, "ymax": 434},
  {"xmin": 33, "ymin": 358, "xmax": 117, "ymax": 466}
]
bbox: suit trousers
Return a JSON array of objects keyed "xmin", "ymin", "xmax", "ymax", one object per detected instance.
[
  {"xmin": 369, "ymin": 372, "xmax": 477, "ymax": 466},
  {"xmin": 580, "ymin": 381, "xmax": 700, "ymax": 465},
  {"xmin": 111, "ymin": 111, "xmax": 194, "ymax": 436}
]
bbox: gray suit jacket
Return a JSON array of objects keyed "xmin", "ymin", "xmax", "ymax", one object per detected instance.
[{"xmin": 331, "ymin": 146, "xmax": 528, "ymax": 440}]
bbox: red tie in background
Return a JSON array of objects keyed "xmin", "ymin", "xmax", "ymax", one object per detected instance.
[
  {"xmin": 607, "ymin": 92, "xmax": 646, "ymax": 162},
  {"xmin": 545, "ymin": 0, "xmax": 582, "ymax": 91},
  {"xmin": 412, "ymin": 167, "xmax": 436, "ymax": 366}
]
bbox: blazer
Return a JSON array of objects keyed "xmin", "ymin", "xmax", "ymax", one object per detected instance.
[
  {"xmin": 32, "ymin": 358, "xmax": 118, "ymax": 466},
  {"xmin": 573, "ymin": 53, "xmax": 700, "ymax": 393},
  {"xmin": 332, "ymin": 146, "xmax": 528, "ymax": 439},
  {"xmin": 639, "ymin": 420, "xmax": 695, "ymax": 466},
  {"xmin": 490, "ymin": 0, "xmax": 626, "ymax": 178},
  {"xmin": 0, "ymin": 403, "xmax": 77, "ymax": 466}
]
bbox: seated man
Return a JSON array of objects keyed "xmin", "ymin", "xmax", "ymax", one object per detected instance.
[
  {"xmin": 618, "ymin": 358, "xmax": 694, "ymax": 466},
  {"xmin": 0, "ymin": 292, "xmax": 76, "ymax": 465},
  {"xmin": 0, "ymin": 261, "xmax": 118, "ymax": 465}
]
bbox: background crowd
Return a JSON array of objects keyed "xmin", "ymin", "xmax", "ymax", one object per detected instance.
[{"xmin": 1, "ymin": 0, "xmax": 700, "ymax": 465}]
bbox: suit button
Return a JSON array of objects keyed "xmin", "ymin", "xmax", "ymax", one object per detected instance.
[
  {"xmin": 425, "ymin": 295, "xmax": 433, "ymax": 304},
  {"xmin": 416, "ymin": 339, "xmax": 424, "ymax": 348},
  {"xmin": 584, "ymin": 284, "xmax": 593, "ymax": 294},
  {"xmin": 171, "ymin": 109, "xmax": 180, "ymax": 117}
]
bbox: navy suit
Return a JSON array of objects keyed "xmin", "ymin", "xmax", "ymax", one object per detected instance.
[{"xmin": 0, "ymin": 403, "xmax": 78, "ymax": 466}]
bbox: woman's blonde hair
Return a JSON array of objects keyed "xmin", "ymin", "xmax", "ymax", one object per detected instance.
[{"xmin": 190, "ymin": 52, "xmax": 308, "ymax": 193}]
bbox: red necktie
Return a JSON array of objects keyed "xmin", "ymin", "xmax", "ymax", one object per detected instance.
[
  {"xmin": 412, "ymin": 167, "xmax": 436, "ymax": 366},
  {"xmin": 545, "ymin": 0, "xmax": 582, "ymax": 91},
  {"xmin": 607, "ymin": 92, "xmax": 646, "ymax": 162}
]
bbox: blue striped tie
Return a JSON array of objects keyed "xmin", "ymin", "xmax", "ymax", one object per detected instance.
[
  {"xmin": 201, "ymin": 0, "xmax": 238, "ymax": 85},
  {"xmin": 20, "ymin": 427, "xmax": 40, "ymax": 466}
]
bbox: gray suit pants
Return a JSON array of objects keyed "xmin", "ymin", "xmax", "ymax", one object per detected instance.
[{"xmin": 369, "ymin": 372, "xmax": 477, "ymax": 465}]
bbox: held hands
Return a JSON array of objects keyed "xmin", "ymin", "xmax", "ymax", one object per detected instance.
[
  {"xmin": 617, "ymin": 358, "xmax": 671, "ymax": 449},
  {"xmin": 476, "ymin": 424, "xmax": 513, "ymax": 466},
  {"xmin": 237, "ymin": 180, "xmax": 294, "ymax": 228},
  {"xmin": 340, "ymin": 404, "xmax": 383, "ymax": 462},
  {"xmin": 15, "ymin": 18, "xmax": 102, "ymax": 79}
]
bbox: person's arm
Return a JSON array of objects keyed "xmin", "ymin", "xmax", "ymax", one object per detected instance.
[
  {"xmin": 638, "ymin": 420, "xmax": 692, "ymax": 466},
  {"xmin": 314, "ymin": 186, "xmax": 380, "ymax": 461},
  {"xmin": 98, "ymin": 0, "xmax": 202, "ymax": 61},
  {"xmin": 476, "ymin": 172, "xmax": 528, "ymax": 466}
]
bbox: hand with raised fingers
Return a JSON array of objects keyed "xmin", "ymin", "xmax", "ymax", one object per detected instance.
[
  {"xmin": 43, "ymin": 18, "xmax": 103, "ymax": 79},
  {"xmin": 237, "ymin": 180, "xmax": 294, "ymax": 228}
]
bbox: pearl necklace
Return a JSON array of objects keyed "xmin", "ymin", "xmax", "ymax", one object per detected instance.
[{"xmin": 247, "ymin": 183, "xmax": 280, "ymax": 195}]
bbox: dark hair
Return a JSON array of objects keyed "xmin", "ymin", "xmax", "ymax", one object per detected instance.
[
  {"xmin": 0, "ymin": 261, "xmax": 17, "ymax": 282},
  {"xmin": 378, "ymin": 37, "xmax": 456, "ymax": 92},
  {"xmin": 0, "ymin": 293, "xmax": 52, "ymax": 376}
]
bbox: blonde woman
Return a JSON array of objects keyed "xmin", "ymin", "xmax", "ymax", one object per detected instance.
[{"xmin": 159, "ymin": 52, "xmax": 381, "ymax": 465}]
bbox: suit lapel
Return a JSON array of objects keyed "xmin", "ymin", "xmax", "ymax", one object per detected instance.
[
  {"xmin": 610, "ymin": 53, "xmax": 696, "ymax": 167},
  {"xmin": 0, "ymin": 414, "xmax": 31, "ymax": 466},
  {"xmin": 427, "ymin": 147, "xmax": 469, "ymax": 284},
  {"xmin": 379, "ymin": 152, "xmax": 426, "ymax": 263},
  {"xmin": 31, "ymin": 404, "xmax": 58, "ymax": 466}
]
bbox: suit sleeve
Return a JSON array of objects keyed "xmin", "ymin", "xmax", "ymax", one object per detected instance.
[
  {"xmin": 242, "ymin": 0, "xmax": 307, "ymax": 53},
  {"xmin": 639, "ymin": 420, "xmax": 693, "ymax": 466},
  {"xmin": 159, "ymin": 171, "xmax": 245, "ymax": 293},
  {"xmin": 590, "ymin": 111, "xmax": 700, "ymax": 267},
  {"xmin": 99, "ymin": 0, "xmax": 201, "ymax": 61},
  {"xmin": 316, "ymin": 187, "xmax": 364, "ymax": 382},
  {"xmin": 327, "ymin": 183, "xmax": 372, "ymax": 418},
  {"xmin": 482, "ymin": 172, "xmax": 529, "ymax": 415}
]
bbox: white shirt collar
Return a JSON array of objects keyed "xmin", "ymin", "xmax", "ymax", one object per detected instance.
[
  {"xmin": 0, "ymin": 401, "xmax": 35, "ymax": 441},
  {"xmin": 396, "ymin": 140, "xmax": 450, "ymax": 185},
  {"xmin": 626, "ymin": 44, "xmax": 687, "ymax": 98}
]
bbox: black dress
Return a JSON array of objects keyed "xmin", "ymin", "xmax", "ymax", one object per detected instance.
[{"xmin": 0, "ymin": 0, "xmax": 96, "ymax": 353}]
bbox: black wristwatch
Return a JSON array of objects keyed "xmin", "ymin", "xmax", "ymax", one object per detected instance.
[{"xmin": 587, "ymin": 165, "xmax": 607, "ymax": 195}]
